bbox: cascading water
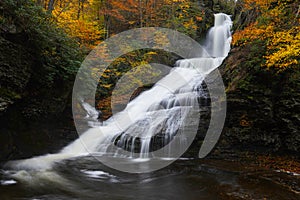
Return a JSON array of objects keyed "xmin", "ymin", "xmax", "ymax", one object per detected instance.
[
  {"xmin": 206, "ymin": 13, "xmax": 232, "ymax": 57},
  {"xmin": 5, "ymin": 13, "xmax": 232, "ymax": 171}
]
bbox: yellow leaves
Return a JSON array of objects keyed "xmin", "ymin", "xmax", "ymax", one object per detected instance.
[
  {"xmin": 145, "ymin": 51, "xmax": 157, "ymax": 55},
  {"xmin": 183, "ymin": 18, "xmax": 197, "ymax": 30},
  {"xmin": 170, "ymin": 0, "xmax": 185, "ymax": 2},
  {"xmin": 242, "ymin": 0, "xmax": 277, "ymax": 12},
  {"xmin": 51, "ymin": 0, "xmax": 104, "ymax": 49},
  {"xmin": 234, "ymin": 0, "xmax": 300, "ymax": 70},
  {"xmin": 128, "ymin": 21, "xmax": 136, "ymax": 25},
  {"xmin": 178, "ymin": 13, "xmax": 184, "ymax": 19},
  {"xmin": 265, "ymin": 48, "xmax": 297, "ymax": 67},
  {"xmin": 113, "ymin": 57, "xmax": 127, "ymax": 66},
  {"xmin": 179, "ymin": 2, "xmax": 190, "ymax": 11},
  {"xmin": 264, "ymin": 29, "xmax": 300, "ymax": 69},
  {"xmin": 154, "ymin": 31, "xmax": 170, "ymax": 48},
  {"xmin": 57, "ymin": 18, "xmax": 103, "ymax": 49},
  {"xmin": 102, "ymin": 84, "xmax": 113, "ymax": 89}
]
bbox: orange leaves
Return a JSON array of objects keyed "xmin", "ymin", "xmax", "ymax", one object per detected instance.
[
  {"xmin": 232, "ymin": 22, "xmax": 267, "ymax": 46},
  {"xmin": 183, "ymin": 18, "xmax": 197, "ymax": 31},
  {"xmin": 256, "ymin": 154, "xmax": 300, "ymax": 174},
  {"xmin": 55, "ymin": 17, "xmax": 103, "ymax": 49},
  {"xmin": 51, "ymin": 0, "xmax": 104, "ymax": 49},
  {"xmin": 233, "ymin": 0, "xmax": 300, "ymax": 70},
  {"xmin": 242, "ymin": 0, "xmax": 277, "ymax": 12},
  {"xmin": 195, "ymin": 16, "xmax": 203, "ymax": 22},
  {"xmin": 239, "ymin": 114, "xmax": 252, "ymax": 127},
  {"xmin": 102, "ymin": 0, "xmax": 162, "ymax": 26},
  {"xmin": 104, "ymin": 0, "xmax": 138, "ymax": 22}
]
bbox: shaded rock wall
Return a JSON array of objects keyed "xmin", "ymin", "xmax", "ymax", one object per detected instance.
[
  {"xmin": 0, "ymin": 34, "xmax": 77, "ymax": 162},
  {"xmin": 218, "ymin": 45, "xmax": 300, "ymax": 154}
]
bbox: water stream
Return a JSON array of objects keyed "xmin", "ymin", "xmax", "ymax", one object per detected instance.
[
  {"xmin": 1, "ymin": 13, "xmax": 298, "ymax": 199},
  {"xmin": 4, "ymin": 13, "xmax": 233, "ymax": 170}
]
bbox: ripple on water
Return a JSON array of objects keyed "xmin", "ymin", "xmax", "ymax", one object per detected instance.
[
  {"xmin": 0, "ymin": 180, "xmax": 17, "ymax": 186},
  {"xmin": 81, "ymin": 169, "xmax": 117, "ymax": 179}
]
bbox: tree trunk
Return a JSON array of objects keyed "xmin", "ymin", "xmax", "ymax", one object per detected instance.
[
  {"xmin": 139, "ymin": 0, "xmax": 143, "ymax": 27},
  {"xmin": 47, "ymin": 0, "xmax": 55, "ymax": 13},
  {"xmin": 36, "ymin": 0, "xmax": 44, "ymax": 7},
  {"xmin": 77, "ymin": 0, "xmax": 81, "ymax": 19}
]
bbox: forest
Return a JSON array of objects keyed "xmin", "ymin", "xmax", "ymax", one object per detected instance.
[{"xmin": 0, "ymin": 0, "xmax": 299, "ymax": 199}]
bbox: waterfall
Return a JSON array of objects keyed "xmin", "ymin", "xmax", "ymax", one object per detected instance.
[
  {"xmin": 6, "ymin": 13, "xmax": 232, "ymax": 171},
  {"xmin": 206, "ymin": 13, "xmax": 232, "ymax": 57}
]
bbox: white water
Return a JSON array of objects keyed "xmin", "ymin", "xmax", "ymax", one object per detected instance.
[{"xmin": 6, "ymin": 13, "xmax": 232, "ymax": 171}]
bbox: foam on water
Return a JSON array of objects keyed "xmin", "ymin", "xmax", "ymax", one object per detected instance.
[{"xmin": 5, "ymin": 13, "xmax": 232, "ymax": 173}]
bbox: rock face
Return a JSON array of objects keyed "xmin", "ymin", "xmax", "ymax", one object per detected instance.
[
  {"xmin": 0, "ymin": 34, "xmax": 75, "ymax": 118},
  {"xmin": 0, "ymin": 36, "xmax": 76, "ymax": 161},
  {"xmin": 0, "ymin": 0, "xmax": 84, "ymax": 161},
  {"xmin": 0, "ymin": 37, "xmax": 32, "ymax": 112},
  {"xmin": 218, "ymin": 45, "xmax": 300, "ymax": 154},
  {"xmin": 0, "ymin": 30, "xmax": 75, "ymax": 162}
]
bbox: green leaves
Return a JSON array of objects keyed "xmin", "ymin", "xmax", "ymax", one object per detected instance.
[{"xmin": 0, "ymin": 0, "xmax": 82, "ymax": 91}]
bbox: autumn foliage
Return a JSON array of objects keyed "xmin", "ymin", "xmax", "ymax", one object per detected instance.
[
  {"xmin": 35, "ymin": 0, "xmax": 207, "ymax": 50},
  {"xmin": 233, "ymin": 0, "xmax": 300, "ymax": 70}
]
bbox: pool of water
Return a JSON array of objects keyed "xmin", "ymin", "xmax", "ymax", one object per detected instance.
[{"xmin": 1, "ymin": 156, "xmax": 299, "ymax": 200}]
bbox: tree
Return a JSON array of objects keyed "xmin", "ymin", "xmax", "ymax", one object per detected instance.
[
  {"xmin": 233, "ymin": 0, "xmax": 300, "ymax": 70},
  {"xmin": 34, "ymin": 0, "xmax": 105, "ymax": 50}
]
